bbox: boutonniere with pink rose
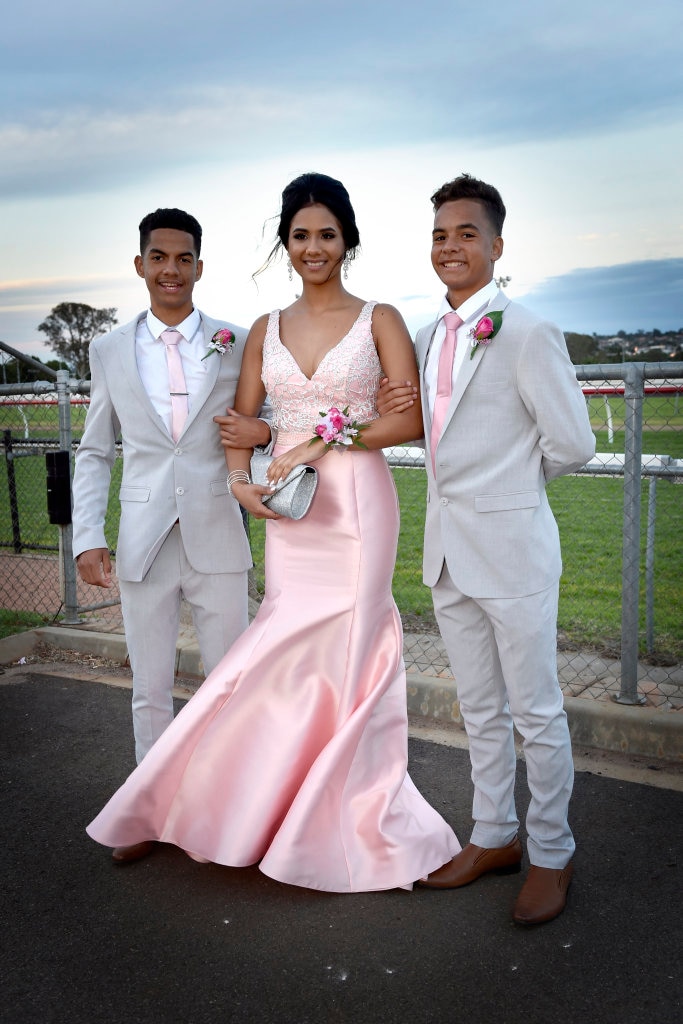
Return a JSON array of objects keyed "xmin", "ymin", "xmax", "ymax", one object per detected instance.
[
  {"xmin": 202, "ymin": 328, "xmax": 235, "ymax": 360},
  {"xmin": 310, "ymin": 406, "xmax": 368, "ymax": 452},
  {"xmin": 469, "ymin": 310, "xmax": 503, "ymax": 359}
]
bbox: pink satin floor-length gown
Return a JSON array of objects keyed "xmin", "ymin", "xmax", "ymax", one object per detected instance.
[{"xmin": 87, "ymin": 301, "xmax": 460, "ymax": 892}]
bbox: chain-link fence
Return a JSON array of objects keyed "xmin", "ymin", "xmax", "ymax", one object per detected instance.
[{"xmin": 1, "ymin": 361, "xmax": 681, "ymax": 710}]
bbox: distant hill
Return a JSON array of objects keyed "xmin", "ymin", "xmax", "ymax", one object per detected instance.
[{"xmin": 564, "ymin": 328, "xmax": 683, "ymax": 364}]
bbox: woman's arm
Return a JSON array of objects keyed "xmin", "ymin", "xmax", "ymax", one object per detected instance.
[
  {"xmin": 214, "ymin": 408, "xmax": 271, "ymax": 449},
  {"xmin": 214, "ymin": 315, "xmax": 280, "ymax": 519},
  {"xmin": 361, "ymin": 303, "xmax": 423, "ymax": 448}
]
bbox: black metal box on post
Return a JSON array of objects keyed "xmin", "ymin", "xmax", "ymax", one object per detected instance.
[{"xmin": 46, "ymin": 450, "xmax": 72, "ymax": 525}]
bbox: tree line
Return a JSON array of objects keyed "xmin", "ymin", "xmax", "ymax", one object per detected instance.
[
  {"xmin": 564, "ymin": 330, "xmax": 683, "ymax": 364},
  {"xmin": 1, "ymin": 303, "xmax": 118, "ymax": 383}
]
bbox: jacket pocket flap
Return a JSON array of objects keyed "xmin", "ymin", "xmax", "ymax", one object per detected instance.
[
  {"xmin": 475, "ymin": 491, "xmax": 540, "ymax": 513},
  {"xmin": 211, "ymin": 478, "xmax": 229, "ymax": 496},
  {"xmin": 119, "ymin": 485, "xmax": 151, "ymax": 503}
]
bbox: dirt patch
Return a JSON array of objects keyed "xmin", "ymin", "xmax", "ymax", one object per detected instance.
[{"xmin": 1, "ymin": 640, "xmax": 128, "ymax": 676}]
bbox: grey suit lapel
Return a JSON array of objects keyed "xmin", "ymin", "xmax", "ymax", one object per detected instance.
[
  {"xmin": 417, "ymin": 321, "xmax": 438, "ymax": 435},
  {"xmin": 442, "ymin": 292, "xmax": 511, "ymax": 425},
  {"xmin": 118, "ymin": 317, "xmax": 171, "ymax": 439},
  {"xmin": 180, "ymin": 314, "xmax": 221, "ymax": 436}
]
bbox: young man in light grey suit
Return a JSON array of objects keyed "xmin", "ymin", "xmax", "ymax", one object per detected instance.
[
  {"xmin": 384, "ymin": 175, "xmax": 595, "ymax": 923},
  {"xmin": 72, "ymin": 209, "xmax": 269, "ymax": 817}
]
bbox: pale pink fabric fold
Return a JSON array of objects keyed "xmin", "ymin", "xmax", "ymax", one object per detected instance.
[{"xmin": 87, "ymin": 302, "xmax": 460, "ymax": 892}]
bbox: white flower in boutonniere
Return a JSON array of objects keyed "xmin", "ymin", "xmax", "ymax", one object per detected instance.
[
  {"xmin": 468, "ymin": 311, "xmax": 503, "ymax": 359},
  {"xmin": 309, "ymin": 406, "xmax": 368, "ymax": 452},
  {"xmin": 202, "ymin": 328, "xmax": 235, "ymax": 360}
]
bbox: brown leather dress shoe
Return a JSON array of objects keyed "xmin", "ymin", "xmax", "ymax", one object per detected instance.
[
  {"xmin": 111, "ymin": 841, "xmax": 156, "ymax": 864},
  {"xmin": 418, "ymin": 836, "xmax": 523, "ymax": 889},
  {"xmin": 512, "ymin": 862, "xmax": 573, "ymax": 925}
]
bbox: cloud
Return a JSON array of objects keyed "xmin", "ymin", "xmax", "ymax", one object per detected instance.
[
  {"xmin": 0, "ymin": 81, "xmax": 390, "ymax": 199},
  {"xmin": 1, "ymin": 1, "xmax": 681, "ymax": 200},
  {"xmin": 0, "ymin": 275, "xmax": 130, "ymax": 308},
  {"xmin": 517, "ymin": 259, "xmax": 683, "ymax": 334},
  {"xmin": 0, "ymin": 275, "xmax": 135, "ymax": 358},
  {"xmin": 2, "ymin": 2, "xmax": 681, "ymax": 356}
]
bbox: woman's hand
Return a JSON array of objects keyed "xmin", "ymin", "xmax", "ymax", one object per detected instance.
[
  {"xmin": 266, "ymin": 439, "xmax": 326, "ymax": 485},
  {"xmin": 230, "ymin": 481, "xmax": 282, "ymax": 520}
]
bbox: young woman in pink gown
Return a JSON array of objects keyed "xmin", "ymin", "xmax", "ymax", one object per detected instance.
[{"xmin": 87, "ymin": 173, "xmax": 460, "ymax": 892}]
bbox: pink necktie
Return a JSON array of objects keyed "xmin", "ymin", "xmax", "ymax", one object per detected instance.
[
  {"xmin": 430, "ymin": 312, "xmax": 463, "ymax": 471},
  {"xmin": 161, "ymin": 329, "xmax": 189, "ymax": 442}
]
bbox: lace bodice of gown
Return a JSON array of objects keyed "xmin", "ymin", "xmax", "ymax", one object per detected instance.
[{"xmin": 262, "ymin": 301, "xmax": 382, "ymax": 435}]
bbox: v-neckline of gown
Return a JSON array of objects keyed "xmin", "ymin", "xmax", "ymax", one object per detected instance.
[{"xmin": 276, "ymin": 302, "xmax": 370, "ymax": 382}]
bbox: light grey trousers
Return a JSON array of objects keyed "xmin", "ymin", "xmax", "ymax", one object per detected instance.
[
  {"xmin": 120, "ymin": 525, "xmax": 249, "ymax": 763},
  {"xmin": 432, "ymin": 565, "xmax": 574, "ymax": 868}
]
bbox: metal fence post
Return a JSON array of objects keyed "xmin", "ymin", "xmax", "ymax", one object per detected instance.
[
  {"xmin": 55, "ymin": 369, "xmax": 82, "ymax": 625},
  {"xmin": 3, "ymin": 429, "xmax": 23, "ymax": 553},
  {"xmin": 645, "ymin": 474, "xmax": 658, "ymax": 654},
  {"xmin": 616, "ymin": 363, "xmax": 645, "ymax": 704}
]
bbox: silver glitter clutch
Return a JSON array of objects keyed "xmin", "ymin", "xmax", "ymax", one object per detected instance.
[{"xmin": 250, "ymin": 452, "xmax": 318, "ymax": 520}]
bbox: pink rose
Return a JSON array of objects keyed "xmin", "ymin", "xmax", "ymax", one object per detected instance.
[
  {"xmin": 328, "ymin": 409, "xmax": 346, "ymax": 431},
  {"xmin": 468, "ymin": 309, "xmax": 503, "ymax": 359},
  {"xmin": 310, "ymin": 404, "xmax": 368, "ymax": 451},
  {"xmin": 203, "ymin": 328, "xmax": 235, "ymax": 359},
  {"xmin": 474, "ymin": 316, "xmax": 494, "ymax": 341}
]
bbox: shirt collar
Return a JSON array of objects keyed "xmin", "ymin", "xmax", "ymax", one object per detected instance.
[
  {"xmin": 437, "ymin": 279, "xmax": 499, "ymax": 326},
  {"xmin": 146, "ymin": 307, "xmax": 201, "ymax": 342}
]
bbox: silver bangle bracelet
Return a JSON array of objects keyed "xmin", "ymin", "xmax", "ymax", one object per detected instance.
[{"xmin": 227, "ymin": 470, "xmax": 251, "ymax": 496}]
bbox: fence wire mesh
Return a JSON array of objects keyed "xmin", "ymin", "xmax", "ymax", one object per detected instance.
[{"xmin": 1, "ymin": 364, "xmax": 681, "ymax": 711}]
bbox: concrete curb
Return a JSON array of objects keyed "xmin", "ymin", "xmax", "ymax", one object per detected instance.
[
  {"xmin": 0, "ymin": 626, "xmax": 205, "ymax": 679},
  {"xmin": 406, "ymin": 673, "xmax": 683, "ymax": 764},
  {"xmin": 2, "ymin": 626, "xmax": 681, "ymax": 765}
]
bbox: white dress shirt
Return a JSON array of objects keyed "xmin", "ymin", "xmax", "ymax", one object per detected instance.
[
  {"xmin": 425, "ymin": 279, "xmax": 499, "ymax": 416},
  {"xmin": 135, "ymin": 309, "xmax": 209, "ymax": 435}
]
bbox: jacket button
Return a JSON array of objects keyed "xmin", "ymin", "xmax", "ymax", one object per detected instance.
[
  {"xmin": 440, "ymin": 497, "xmax": 448, "ymax": 506},
  {"xmin": 176, "ymin": 487, "xmax": 185, "ymax": 495}
]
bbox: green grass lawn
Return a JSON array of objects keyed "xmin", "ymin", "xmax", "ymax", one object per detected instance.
[
  {"xmin": 549, "ymin": 475, "xmax": 682, "ymax": 658},
  {"xmin": 248, "ymin": 462, "xmax": 682, "ymax": 659},
  {"xmin": 2, "ymin": 396, "xmax": 681, "ymax": 657},
  {"xmin": 0, "ymin": 609, "xmax": 50, "ymax": 640},
  {"xmin": 0, "ymin": 453, "xmax": 122, "ymax": 551}
]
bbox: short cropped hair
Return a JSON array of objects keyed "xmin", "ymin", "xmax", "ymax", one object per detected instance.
[
  {"xmin": 430, "ymin": 174, "xmax": 506, "ymax": 236},
  {"xmin": 138, "ymin": 208, "xmax": 202, "ymax": 257}
]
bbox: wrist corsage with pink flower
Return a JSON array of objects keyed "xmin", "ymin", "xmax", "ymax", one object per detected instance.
[
  {"xmin": 202, "ymin": 328, "xmax": 235, "ymax": 360},
  {"xmin": 310, "ymin": 406, "xmax": 368, "ymax": 452},
  {"xmin": 469, "ymin": 310, "xmax": 503, "ymax": 359}
]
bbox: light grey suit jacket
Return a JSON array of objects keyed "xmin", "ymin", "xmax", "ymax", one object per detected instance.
[
  {"xmin": 72, "ymin": 311, "xmax": 252, "ymax": 582},
  {"xmin": 417, "ymin": 292, "xmax": 595, "ymax": 598}
]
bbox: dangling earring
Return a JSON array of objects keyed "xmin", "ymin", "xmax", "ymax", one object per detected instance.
[
  {"xmin": 343, "ymin": 255, "xmax": 350, "ymax": 280},
  {"xmin": 287, "ymin": 258, "xmax": 293, "ymax": 282}
]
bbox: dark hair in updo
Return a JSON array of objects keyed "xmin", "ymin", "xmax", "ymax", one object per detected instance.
[{"xmin": 263, "ymin": 172, "xmax": 361, "ymax": 269}]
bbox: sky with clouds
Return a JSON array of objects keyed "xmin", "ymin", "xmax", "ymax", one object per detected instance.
[{"xmin": 1, "ymin": 0, "xmax": 682, "ymax": 362}]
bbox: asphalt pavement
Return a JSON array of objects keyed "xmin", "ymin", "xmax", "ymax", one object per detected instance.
[{"xmin": 2, "ymin": 670, "xmax": 681, "ymax": 1024}]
